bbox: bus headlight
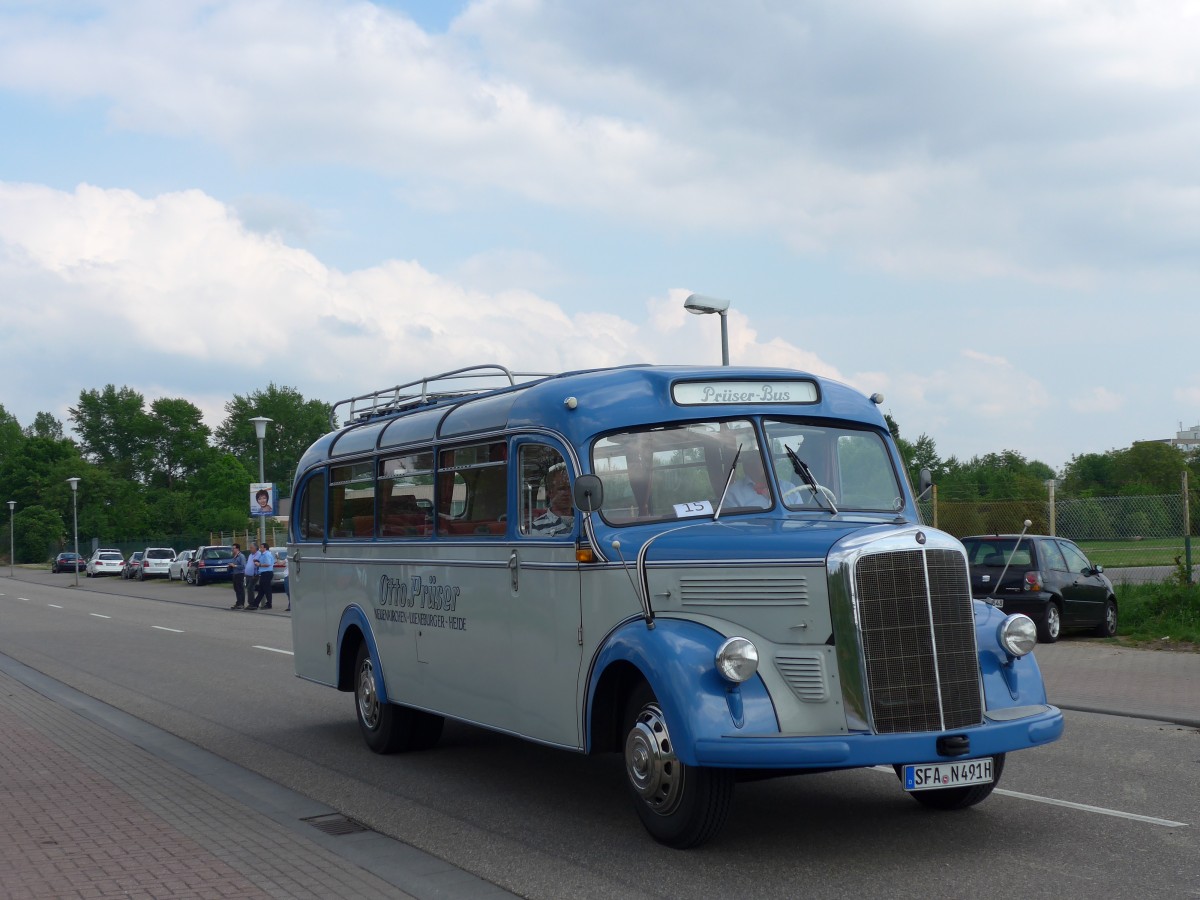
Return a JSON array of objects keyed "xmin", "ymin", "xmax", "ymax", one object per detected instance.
[
  {"xmin": 998, "ymin": 614, "xmax": 1038, "ymax": 658},
  {"xmin": 715, "ymin": 637, "xmax": 759, "ymax": 683}
]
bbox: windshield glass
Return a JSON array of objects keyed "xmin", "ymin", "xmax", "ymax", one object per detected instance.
[
  {"xmin": 761, "ymin": 420, "xmax": 904, "ymax": 513},
  {"xmin": 592, "ymin": 419, "xmax": 769, "ymax": 525}
]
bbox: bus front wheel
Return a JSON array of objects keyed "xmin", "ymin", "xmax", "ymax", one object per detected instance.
[
  {"xmin": 622, "ymin": 683, "xmax": 734, "ymax": 849},
  {"xmin": 353, "ymin": 644, "xmax": 443, "ymax": 753}
]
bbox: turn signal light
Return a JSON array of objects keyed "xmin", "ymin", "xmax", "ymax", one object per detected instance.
[{"xmin": 576, "ymin": 544, "xmax": 596, "ymax": 563}]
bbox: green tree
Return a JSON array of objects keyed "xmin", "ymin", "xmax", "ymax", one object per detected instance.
[
  {"xmin": 26, "ymin": 412, "xmax": 65, "ymax": 440},
  {"xmin": 0, "ymin": 404, "xmax": 22, "ymax": 463},
  {"xmin": 70, "ymin": 385, "xmax": 153, "ymax": 482},
  {"xmin": 1113, "ymin": 441, "xmax": 1186, "ymax": 495},
  {"xmin": 190, "ymin": 451, "xmax": 256, "ymax": 531},
  {"xmin": 1062, "ymin": 442, "xmax": 1185, "ymax": 498},
  {"xmin": 12, "ymin": 506, "xmax": 64, "ymax": 563},
  {"xmin": 146, "ymin": 397, "xmax": 212, "ymax": 490},
  {"xmin": 214, "ymin": 384, "xmax": 332, "ymax": 498},
  {"xmin": 937, "ymin": 450, "xmax": 1055, "ymax": 501}
]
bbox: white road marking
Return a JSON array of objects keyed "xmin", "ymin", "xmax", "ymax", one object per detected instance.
[
  {"xmin": 871, "ymin": 765, "xmax": 1187, "ymax": 827},
  {"xmin": 89, "ymin": 613, "xmax": 111, "ymax": 619},
  {"xmin": 152, "ymin": 626, "xmax": 184, "ymax": 633},
  {"xmin": 995, "ymin": 789, "xmax": 1188, "ymax": 827},
  {"xmin": 253, "ymin": 645, "xmax": 294, "ymax": 656},
  {"xmin": 48, "ymin": 603, "xmax": 63, "ymax": 608}
]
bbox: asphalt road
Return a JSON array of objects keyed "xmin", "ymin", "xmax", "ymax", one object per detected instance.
[{"xmin": 2, "ymin": 569, "xmax": 1198, "ymax": 899}]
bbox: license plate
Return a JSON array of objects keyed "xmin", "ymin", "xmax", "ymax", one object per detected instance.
[{"xmin": 903, "ymin": 758, "xmax": 993, "ymax": 791}]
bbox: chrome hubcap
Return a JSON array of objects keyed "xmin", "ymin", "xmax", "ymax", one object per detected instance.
[
  {"xmin": 625, "ymin": 702, "xmax": 684, "ymax": 816},
  {"xmin": 357, "ymin": 658, "xmax": 380, "ymax": 730},
  {"xmin": 1047, "ymin": 606, "xmax": 1060, "ymax": 637}
]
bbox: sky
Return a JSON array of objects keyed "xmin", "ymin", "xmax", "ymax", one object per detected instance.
[{"xmin": 1, "ymin": 0, "xmax": 1199, "ymax": 473}]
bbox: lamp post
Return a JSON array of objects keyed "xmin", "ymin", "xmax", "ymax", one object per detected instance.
[
  {"xmin": 249, "ymin": 416, "xmax": 273, "ymax": 545},
  {"xmin": 683, "ymin": 293, "xmax": 731, "ymax": 366},
  {"xmin": 66, "ymin": 477, "xmax": 81, "ymax": 586},
  {"xmin": 6, "ymin": 500, "xmax": 14, "ymax": 578}
]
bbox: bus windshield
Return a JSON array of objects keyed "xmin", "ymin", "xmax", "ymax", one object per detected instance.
[
  {"xmin": 762, "ymin": 420, "xmax": 904, "ymax": 512},
  {"xmin": 592, "ymin": 419, "xmax": 770, "ymax": 525}
]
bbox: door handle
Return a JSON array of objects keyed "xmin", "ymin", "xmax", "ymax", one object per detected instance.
[{"xmin": 508, "ymin": 550, "xmax": 519, "ymax": 591}]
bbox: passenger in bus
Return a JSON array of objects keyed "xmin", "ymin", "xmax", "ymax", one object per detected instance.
[{"xmin": 530, "ymin": 466, "xmax": 574, "ymax": 535}]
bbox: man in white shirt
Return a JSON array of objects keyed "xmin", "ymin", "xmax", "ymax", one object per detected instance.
[
  {"xmin": 248, "ymin": 542, "xmax": 276, "ymax": 610},
  {"xmin": 529, "ymin": 466, "xmax": 574, "ymax": 536}
]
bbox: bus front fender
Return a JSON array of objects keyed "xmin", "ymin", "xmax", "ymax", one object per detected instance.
[
  {"xmin": 336, "ymin": 605, "xmax": 389, "ymax": 703},
  {"xmin": 586, "ymin": 617, "xmax": 779, "ymax": 766}
]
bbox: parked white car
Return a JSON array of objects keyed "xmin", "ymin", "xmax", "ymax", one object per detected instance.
[
  {"xmin": 136, "ymin": 547, "xmax": 176, "ymax": 580},
  {"xmin": 167, "ymin": 549, "xmax": 194, "ymax": 581},
  {"xmin": 86, "ymin": 549, "xmax": 124, "ymax": 578}
]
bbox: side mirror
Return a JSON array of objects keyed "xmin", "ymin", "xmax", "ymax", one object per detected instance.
[
  {"xmin": 917, "ymin": 468, "xmax": 933, "ymax": 501},
  {"xmin": 573, "ymin": 474, "xmax": 604, "ymax": 512}
]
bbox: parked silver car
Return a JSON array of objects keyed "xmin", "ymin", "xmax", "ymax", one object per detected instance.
[
  {"xmin": 167, "ymin": 550, "xmax": 194, "ymax": 581},
  {"xmin": 86, "ymin": 549, "xmax": 124, "ymax": 578},
  {"xmin": 136, "ymin": 547, "xmax": 176, "ymax": 580}
]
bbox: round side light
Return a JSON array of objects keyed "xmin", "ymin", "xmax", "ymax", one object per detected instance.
[
  {"xmin": 715, "ymin": 637, "xmax": 759, "ymax": 683},
  {"xmin": 998, "ymin": 614, "xmax": 1038, "ymax": 657}
]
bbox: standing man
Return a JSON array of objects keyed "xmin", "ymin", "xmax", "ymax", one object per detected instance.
[
  {"xmin": 228, "ymin": 543, "xmax": 247, "ymax": 610},
  {"xmin": 250, "ymin": 541, "xmax": 276, "ymax": 610},
  {"xmin": 243, "ymin": 541, "xmax": 260, "ymax": 610}
]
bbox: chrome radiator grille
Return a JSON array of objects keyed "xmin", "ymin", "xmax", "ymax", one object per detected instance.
[{"xmin": 853, "ymin": 548, "xmax": 982, "ymax": 734}]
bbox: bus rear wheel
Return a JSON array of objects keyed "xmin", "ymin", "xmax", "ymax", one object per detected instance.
[
  {"xmin": 622, "ymin": 683, "xmax": 734, "ymax": 848},
  {"xmin": 354, "ymin": 644, "xmax": 443, "ymax": 753}
]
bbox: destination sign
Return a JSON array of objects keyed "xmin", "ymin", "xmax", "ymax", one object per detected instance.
[{"xmin": 671, "ymin": 380, "xmax": 818, "ymax": 406}]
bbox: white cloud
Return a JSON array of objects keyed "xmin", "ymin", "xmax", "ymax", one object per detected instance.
[
  {"xmin": 0, "ymin": 181, "xmax": 852, "ymax": 429},
  {"xmin": 1069, "ymin": 386, "xmax": 1126, "ymax": 414},
  {"xmin": 2, "ymin": 1, "xmax": 1199, "ymax": 284}
]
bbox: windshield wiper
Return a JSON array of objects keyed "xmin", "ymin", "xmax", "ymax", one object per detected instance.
[
  {"xmin": 714, "ymin": 444, "xmax": 742, "ymax": 521},
  {"xmin": 784, "ymin": 443, "xmax": 839, "ymax": 514}
]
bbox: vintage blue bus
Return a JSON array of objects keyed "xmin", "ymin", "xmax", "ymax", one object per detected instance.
[{"xmin": 288, "ymin": 364, "xmax": 1062, "ymax": 847}]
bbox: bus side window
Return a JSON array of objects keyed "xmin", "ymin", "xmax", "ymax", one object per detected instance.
[
  {"xmin": 519, "ymin": 444, "xmax": 572, "ymax": 537},
  {"xmin": 437, "ymin": 442, "xmax": 508, "ymax": 536},
  {"xmin": 329, "ymin": 461, "xmax": 375, "ymax": 539},
  {"xmin": 379, "ymin": 451, "xmax": 434, "ymax": 537},
  {"xmin": 299, "ymin": 470, "xmax": 327, "ymax": 540}
]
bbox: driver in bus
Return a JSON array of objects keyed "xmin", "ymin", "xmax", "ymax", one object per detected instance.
[
  {"xmin": 530, "ymin": 466, "xmax": 574, "ymax": 535},
  {"xmin": 726, "ymin": 451, "xmax": 795, "ymax": 508}
]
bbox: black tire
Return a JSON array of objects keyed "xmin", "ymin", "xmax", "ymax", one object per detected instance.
[
  {"xmin": 354, "ymin": 643, "xmax": 421, "ymax": 754},
  {"xmin": 1094, "ymin": 597, "xmax": 1118, "ymax": 637},
  {"xmin": 411, "ymin": 710, "xmax": 445, "ymax": 750},
  {"xmin": 1037, "ymin": 601, "xmax": 1061, "ymax": 643},
  {"xmin": 136, "ymin": 568, "xmax": 144, "ymax": 581},
  {"xmin": 622, "ymin": 682, "xmax": 734, "ymax": 849},
  {"xmin": 898, "ymin": 754, "xmax": 1005, "ymax": 810},
  {"xmin": 185, "ymin": 569, "xmax": 196, "ymax": 585}
]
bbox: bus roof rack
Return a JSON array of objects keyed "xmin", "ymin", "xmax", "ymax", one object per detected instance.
[{"xmin": 329, "ymin": 364, "xmax": 553, "ymax": 428}]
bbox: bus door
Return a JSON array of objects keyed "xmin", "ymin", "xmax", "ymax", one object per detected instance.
[
  {"xmin": 508, "ymin": 439, "xmax": 585, "ymax": 748},
  {"xmin": 292, "ymin": 469, "xmax": 334, "ymax": 685}
]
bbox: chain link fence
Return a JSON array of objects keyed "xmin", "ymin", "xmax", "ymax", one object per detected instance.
[{"xmin": 921, "ymin": 483, "xmax": 1196, "ymax": 575}]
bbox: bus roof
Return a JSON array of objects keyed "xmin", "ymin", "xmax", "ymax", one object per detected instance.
[{"xmin": 299, "ymin": 364, "xmax": 888, "ymax": 471}]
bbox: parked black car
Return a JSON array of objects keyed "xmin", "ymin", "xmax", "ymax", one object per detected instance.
[
  {"xmin": 121, "ymin": 551, "xmax": 144, "ymax": 580},
  {"xmin": 51, "ymin": 551, "xmax": 86, "ymax": 573},
  {"xmin": 961, "ymin": 534, "xmax": 1118, "ymax": 643}
]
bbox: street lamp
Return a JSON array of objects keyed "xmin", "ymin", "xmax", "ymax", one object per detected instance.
[
  {"xmin": 249, "ymin": 416, "xmax": 273, "ymax": 544},
  {"xmin": 684, "ymin": 293, "xmax": 731, "ymax": 366},
  {"xmin": 66, "ymin": 477, "xmax": 81, "ymax": 586},
  {"xmin": 6, "ymin": 500, "xmax": 14, "ymax": 578}
]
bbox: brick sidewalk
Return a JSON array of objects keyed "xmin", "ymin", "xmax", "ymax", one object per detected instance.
[{"xmin": 0, "ymin": 671, "xmax": 410, "ymax": 899}]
